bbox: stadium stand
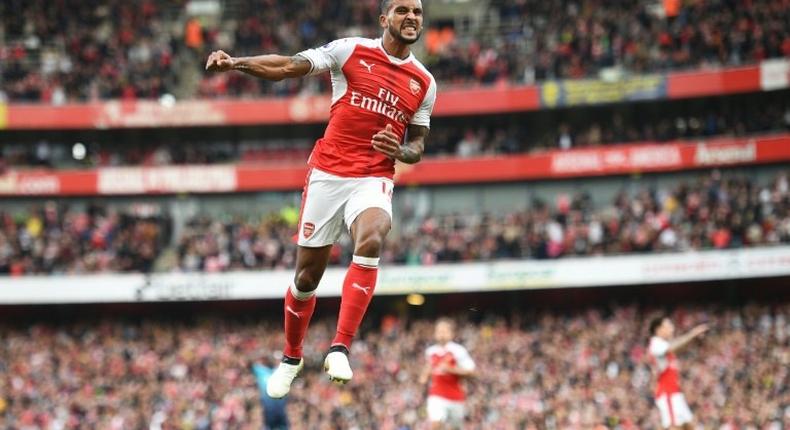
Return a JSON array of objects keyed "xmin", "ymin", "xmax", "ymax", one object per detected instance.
[
  {"xmin": 1, "ymin": 0, "xmax": 789, "ymax": 101},
  {"xmin": 2, "ymin": 90, "xmax": 788, "ymax": 169},
  {"xmin": 0, "ymin": 202, "xmax": 170, "ymax": 275},
  {"xmin": 2, "ymin": 169, "xmax": 788, "ymax": 275},
  {"xmin": 0, "ymin": 302, "xmax": 787, "ymax": 429},
  {"xmin": 2, "ymin": 0, "xmax": 790, "ymax": 428}
]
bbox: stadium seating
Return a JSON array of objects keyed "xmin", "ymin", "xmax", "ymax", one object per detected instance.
[
  {"xmin": 0, "ymin": 304, "xmax": 786, "ymax": 429},
  {"xmin": 2, "ymin": 91, "xmax": 788, "ymax": 169},
  {"xmin": 2, "ymin": 0, "xmax": 788, "ymax": 102},
  {"xmin": 2, "ymin": 2, "xmax": 790, "ymax": 428},
  {"xmin": 2, "ymin": 170, "xmax": 788, "ymax": 275}
]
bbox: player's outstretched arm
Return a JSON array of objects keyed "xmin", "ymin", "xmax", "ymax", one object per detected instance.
[
  {"xmin": 372, "ymin": 124, "xmax": 428, "ymax": 164},
  {"xmin": 205, "ymin": 50, "xmax": 312, "ymax": 81},
  {"xmin": 669, "ymin": 323, "xmax": 709, "ymax": 352}
]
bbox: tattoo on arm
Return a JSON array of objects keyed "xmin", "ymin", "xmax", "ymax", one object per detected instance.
[
  {"xmin": 232, "ymin": 60, "xmax": 254, "ymax": 74},
  {"xmin": 290, "ymin": 55, "xmax": 311, "ymax": 72},
  {"xmin": 399, "ymin": 125, "xmax": 429, "ymax": 164},
  {"xmin": 232, "ymin": 54, "xmax": 312, "ymax": 80}
]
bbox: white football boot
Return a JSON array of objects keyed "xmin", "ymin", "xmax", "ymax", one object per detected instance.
[
  {"xmin": 324, "ymin": 350, "xmax": 353, "ymax": 385},
  {"xmin": 266, "ymin": 359, "xmax": 304, "ymax": 398}
]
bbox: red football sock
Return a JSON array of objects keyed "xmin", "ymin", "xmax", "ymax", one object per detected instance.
[
  {"xmin": 332, "ymin": 256, "xmax": 379, "ymax": 349},
  {"xmin": 283, "ymin": 285, "xmax": 316, "ymax": 359}
]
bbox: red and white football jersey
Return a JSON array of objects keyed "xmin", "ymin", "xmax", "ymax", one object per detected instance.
[
  {"xmin": 648, "ymin": 336, "xmax": 682, "ymax": 397},
  {"xmin": 297, "ymin": 37, "xmax": 437, "ymax": 178},
  {"xmin": 426, "ymin": 341, "xmax": 475, "ymax": 402}
]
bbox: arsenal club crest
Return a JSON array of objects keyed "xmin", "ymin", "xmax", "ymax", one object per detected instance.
[
  {"xmin": 409, "ymin": 79, "xmax": 421, "ymax": 95},
  {"xmin": 303, "ymin": 222, "xmax": 315, "ymax": 238}
]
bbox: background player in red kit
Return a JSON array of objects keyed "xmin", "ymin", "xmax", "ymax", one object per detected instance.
[
  {"xmin": 419, "ymin": 318, "xmax": 475, "ymax": 429},
  {"xmin": 205, "ymin": 0, "xmax": 436, "ymax": 398},
  {"xmin": 648, "ymin": 316, "xmax": 709, "ymax": 429}
]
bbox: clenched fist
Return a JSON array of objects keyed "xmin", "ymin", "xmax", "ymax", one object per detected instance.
[
  {"xmin": 205, "ymin": 50, "xmax": 235, "ymax": 72},
  {"xmin": 371, "ymin": 124, "xmax": 401, "ymax": 159}
]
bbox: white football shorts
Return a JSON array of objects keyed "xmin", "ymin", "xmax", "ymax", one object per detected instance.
[
  {"xmin": 426, "ymin": 395, "xmax": 465, "ymax": 428},
  {"xmin": 655, "ymin": 393, "xmax": 693, "ymax": 428},
  {"xmin": 297, "ymin": 168, "xmax": 393, "ymax": 247}
]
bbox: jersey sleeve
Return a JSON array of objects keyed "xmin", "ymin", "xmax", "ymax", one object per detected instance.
[
  {"xmin": 452, "ymin": 344, "xmax": 475, "ymax": 372},
  {"xmin": 649, "ymin": 337, "xmax": 670, "ymax": 358},
  {"xmin": 296, "ymin": 38, "xmax": 359, "ymax": 76},
  {"xmin": 425, "ymin": 345, "xmax": 435, "ymax": 360},
  {"xmin": 410, "ymin": 77, "xmax": 437, "ymax": 128}
]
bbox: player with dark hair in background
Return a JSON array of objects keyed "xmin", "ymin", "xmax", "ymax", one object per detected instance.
[
  {"xmin": 647, "ymin": 316, "xmax": 709, "ymax": 429},
  {"xmin": 419, "ymin": 318, "xmax": 475, "ymax": 429}
]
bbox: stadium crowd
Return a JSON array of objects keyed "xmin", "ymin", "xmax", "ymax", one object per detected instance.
[
  {"xmin": 170, "ymin": 170, "xmax": 790, "ymax": 271},
  {"xmin": 491, "ymin": 0, "xmax": 790, "ymax": 84},
  {"xmin": 2, "ymin": 0, "xmax": 789, "ymax": 102},
  {"xmin": 3, "ymin": 94, "xmax": 789, "ymax": 168},
  {"xmin": 1, "ymin": 0, "xmax": 177, "ymax": 103},
  {"xmin": 0, "ymin": 303, "xmax": 788, "ymax": 429},
  {"xmin": 385, "ymin": 170, "xmax": 790, "ymax": 263},
  {"xmin": 0, "ymin": 203, "xmax": 169, "ymax": 276},
  {"xmin": 1, "ymin": 170, "xmax": 788, "ymax": 275}
]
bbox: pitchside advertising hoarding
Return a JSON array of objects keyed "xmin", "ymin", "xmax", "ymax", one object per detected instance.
[{"xmin": 2, "ymin": 246, "xmax": 789, "ymax": 304}]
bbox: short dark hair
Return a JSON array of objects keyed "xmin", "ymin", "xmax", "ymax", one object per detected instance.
[
  {"xmin": 649, "ymin": 316, "xmax": 669, "ymax": 335},
  {"xmin": 380, "ymin": 0, "xmax": 394, "ymax": 14}
]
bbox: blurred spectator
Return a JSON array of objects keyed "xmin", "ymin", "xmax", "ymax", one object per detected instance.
[
  {"xmin": 185, "ymin": 18, "xmax": 204, "ymax": 51},
  {"xmin": 424, "ymin": 26, "xmax": 456, "ymax": 56},
  {"xmin": 557, "ymin": 123, "xmax": 573, "ymax": 150},
  {"xmin": 456, "ymin": 129, "xmax": 483, "ymax": 158}
]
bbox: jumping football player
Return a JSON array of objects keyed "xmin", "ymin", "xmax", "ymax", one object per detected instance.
[{"xmin": 206, "ymin": 0, "xmax": 436, "ymax": 398}]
